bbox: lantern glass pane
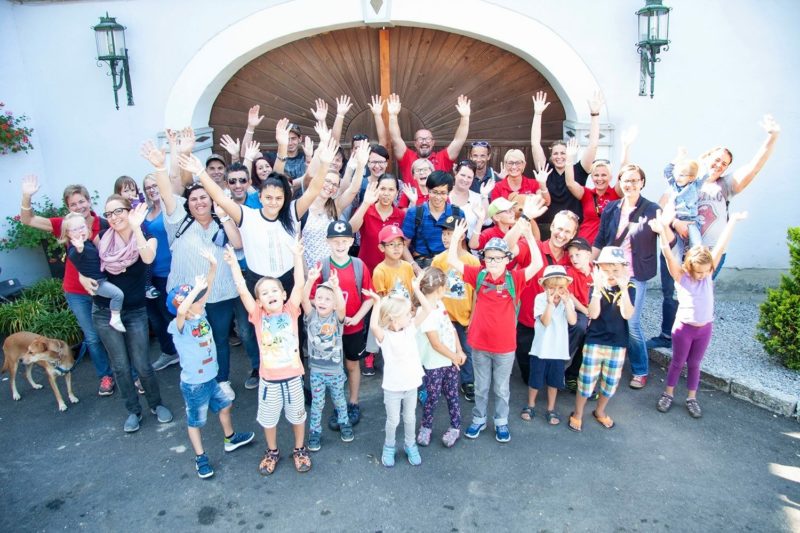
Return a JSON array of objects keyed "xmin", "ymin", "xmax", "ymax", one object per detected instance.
[
  {"xmin": 656, "ymin": 11, "xmax": 669, "ymax": 40},
  {"xmin": 638, "ymin": 14, "xmax": 650, "ymax": 43}
]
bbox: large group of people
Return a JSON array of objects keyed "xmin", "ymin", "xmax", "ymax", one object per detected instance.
[{"xmin": 16, "ymin": 92, "xmax": 780, "ymax": 478}]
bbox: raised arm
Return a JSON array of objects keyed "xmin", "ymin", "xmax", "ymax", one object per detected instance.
[
  {"xmin": 287, "ymin": 238, "xmax": 306, "ymax": 308},
  {"xmin": 328, "ymin": 269, "xmax": 346, "ymax": 321},
  {"xmin": 273, "ymin": 118, "xmax": 290, "ymax": 175},
  {"xmin": 386, "ymin": 93, "xmax": 407, "ymax": 159},
  {"xmin": 730, "ymin": 115, "xmax": 780, "ymax": 194},
  {"xmin": 530, "ymin": 91, "xmax": 550, "ymax": 171},
  {"xmin": 335, "ymin": 141, "xmax": 369, "ymax": 212},
  {"xmin": 198, "ymin": 249, "xmax": 217, "ymax": 307},
  {"xmin": 177, "ymin": 127, "xmax": 196, "ymax": 187},
  {"xmin": 19, "ymin": 175, "xmax": 53, "ymax": 232},
  {"xmin": 332, "ymin": 95, "xmax": 352, "ymax": 144},
  {"xmin": 175, "ymin": 274, "xmax": 209, "ymax": 332},
  {"xmin": 368, "ymin": 95, "xmax": 388, "ymax": 148},
  {"xmin": 179, "ymin": 153, "xmax": 242, "ymax": 226},
  {"xmin": 445, "ymin": 95, "xmax": 471, "ymax": 161},
  {"xmin": 362, "ymin": 289, "xmax": 384, "ymax": 344},
  {"xmin": 140, "ymin": 141, "xmax": 177, "ymax": 216},
  {"xmin": 522, "ymin": 221, "xmax": 544, "ymax": 281},
  {"xmin": 165, "ymin": 129, "xmax": 182, "ymax": 191},
  {"xmin": 242, "ymin": 140, "xmax": 261, "ymax": 174},
  {"xmin": 126, "ymin": 203, "xmax": 157, "ymax": 264},
  {"xmin": 302, "ymin": 263, "xmax": 321, "ymax": 315},
  {"xmin": 296, "ymin": 137, "xmax": 339, "ymax": 218},
  {"xmin": 532, "ymin": 164, "xmax": 552, "ymax": 206},
  {"xmin": 564, "ymin": 139, "xmax": 585, "ymax": 200},
  {"xmin": 412, "ymin": 273, "xmax": 434, "ymax": 328},
  {"xmin": 240, "ymin": 105, "xmax": 264, "ymax": 158},
  {"xmin": 648, "ymin": 209, "xmax": 683, "ymax": 283},
  {"xmin": 447, "ymin": 219, "xmax": 469, "ymax": 275},
  {"xmin": 349, "ymin": 181, "xmax": 378, "ymax": 233},
  {"xmin": 223, "ymin": 244, "xmax": 257, "ymax": 313},
  {"xmin": 580, "ymin": 91, "xmax": 604, "ymax": 172},
  {"xmin": 711, "ymin": 212, "xmax": 747, "ymax": 267},
  {"xmin": 220, "ymin": 134, "xmax": 241, "ymax": 164}
]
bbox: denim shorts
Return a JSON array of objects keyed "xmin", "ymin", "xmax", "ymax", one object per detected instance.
[
  {"xmin": 528, "ymin": 356, "xmax": 566, "ymax": 390},
  {"xmin": 180, "ymin": 379, "xmax": 232, "ymax": 428}
]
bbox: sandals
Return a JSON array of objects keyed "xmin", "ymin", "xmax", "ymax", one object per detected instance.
[
  {"xmin": 293, "ymin": 446, "xmax": 312, "ymax": 473},
  {"xmin": 686, "ymin": 398, "xmax": 703, "ymax": 418},
  {"xmin": 520, "ymin": 406, "xmax": 535, "ymax": 421},
  {"xmin": 545, "ymin": 411, "xmax": 561, "ymax": 425},
  {"xmin": 657, "ymin": 393, "xmax": 674, "ymax": 413},
  {"xmin": 592, "ymin": 410, "xmax": 615, "ymax": 429},
  {"xmin": 568, "ymin": 412, "xmax": 582, "ymax": 432},
  {"xmin": 258, "ymin": 449, "xmax": 280, "ymax": 476}
]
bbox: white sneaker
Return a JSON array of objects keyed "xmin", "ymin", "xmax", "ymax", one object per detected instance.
[
  {"xmin": 109, "ymin": 314, "xmax": 126, "ymax": 332},
  {"xmin": 218, "ymin": 381, "xmax": 235, "ymax": 401}
]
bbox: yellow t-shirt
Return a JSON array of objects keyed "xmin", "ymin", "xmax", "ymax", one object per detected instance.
[
  {"xmin": 373, "ymin": 261, "xmax": 415, "ymax": 299},
  {"xmin": 431, "ymin": 250, "xmax": 480, "ymax": 326}
]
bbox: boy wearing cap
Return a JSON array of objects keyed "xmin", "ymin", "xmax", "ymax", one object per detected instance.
[
  {"xmin": 432, "ymin": 215, "xmax": 480, "ymax": 402},
  {"xmin": 564, "ymin": 237, "xmax": 594, "ymax": 392},
  {"xmin": 522, "ymin": 265, "xmax": 577, "ymax": 425},
  {"xmin": 167, "ymin": 251, "xmax": 255, "ymax": 479},
  {"xmin": 448, "ymin": 219, "xmax": 543, "ymax": 443},
  {"xmin": 312, "ymin": 220, "xmax": 374, "ymax": 428},
  {"xmin": 373, "ymin": 225, "xmax": 415, "ymax": 298},
  {"xmin": 568, "ymin": 246, "xmax": 635, "ymax": 433},
  {"xmin": 470, "ymin": 197, "xmax": 534, "ymax": 268}
]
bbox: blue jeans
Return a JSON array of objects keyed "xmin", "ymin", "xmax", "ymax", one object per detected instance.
[
  {"xmin": 180, "ymin": 380, "xmax": 231, "ymax": 428},
  {"xmin": 64, "ymin": 292, "xmax": 112, "ymax": 378},
  {"xmin": 628, "ymin": 279, "xmax": 649, "ymax": 376},
  {"xmin": 93, "ymin": 305, "xmax": 162, "ymax": 415},
  {"xmin": 658, "ymin": 252, "xmax": 726, "ymax": 338},
  {"xmin": 206, "ymin": 297, "xmax": 259, "ymax": 382},
  {"xmin": 145, "ymin": 276, "xmax": 176, "ymax": 356},
  {"xmin": 453, "ymin": 322, "xmax": 473, "ymax": 385}
]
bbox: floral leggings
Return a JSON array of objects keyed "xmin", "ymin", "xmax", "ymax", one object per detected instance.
[
  {"xmin": 308, "ymin": 371, "xmax": 349, "ymax": 434},
  {"xmin": 421, "ymin": 365, "xmax": 461, "ymax": 430}
]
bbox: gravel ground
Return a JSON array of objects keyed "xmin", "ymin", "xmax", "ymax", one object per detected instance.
[{"xmin": 640, "ymin": 289, "xmax": 800, "ymax": 401}]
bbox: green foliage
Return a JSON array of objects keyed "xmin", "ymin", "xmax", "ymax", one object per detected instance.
[
  {"xmin": 757, "ymin": 227, "xmax": 800, "ymax": 370},
  {"xmin": 0, "ymin": 195, "xmax": 67, "ymax": 258},
  {"xmin": 0, "ymin": 278, "xmax": 82, "ymax": 346},
  {"xmin": 21, "ymin": 277, "xmax": 67, "ymax": 308}
]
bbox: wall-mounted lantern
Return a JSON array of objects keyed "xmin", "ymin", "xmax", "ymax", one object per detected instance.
[
  {"xmin": 636, "ymin": 0, "xmax": 671, "ymax": 98},
  {"xmin": 92, "ymin": 13, "xmax": 134, "ymax": 110}
]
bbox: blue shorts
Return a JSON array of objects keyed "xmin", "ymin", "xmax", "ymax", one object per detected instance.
[
  {"xmin": 180, "ymin": 379, "xmax": 232, "ymax": 428},
  {"xmin": 528, "ymin": 356, "xmax": 565, "ymax": 390}
]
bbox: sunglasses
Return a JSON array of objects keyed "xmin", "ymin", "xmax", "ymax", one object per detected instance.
[
  {"xmin": 103, "ymin": 207, "xmax": 130, "ymax": 219},
  {"xmin": 593, "ymin": 158, "xmax": 611, "ymax": 165},
  {"xmin": 471, "ymin": 141, "xmax": 491, "ymax": 149},
  {"xmin": 227, "ymin": 177, "xmax": 248, "ymax": 185}
]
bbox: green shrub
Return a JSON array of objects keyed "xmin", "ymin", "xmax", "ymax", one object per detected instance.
[
  {"xmin": 757, "ymin": 227, "xmax": 800, "ymax": 370},
  {"xmin": 0, "ymin": 278, "xmax": 82, "ymax": 346},
  {"xmin": 21, "ymin": 278, "xmax": 67, "ymax": 309}
]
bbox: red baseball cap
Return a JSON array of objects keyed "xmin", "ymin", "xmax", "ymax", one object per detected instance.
[{"xmin": 378, "ymin": 225, "xmax": 404, "ymax": 244}]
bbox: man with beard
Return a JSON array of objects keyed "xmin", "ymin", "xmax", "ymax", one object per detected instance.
[{"xmin": 468, "ymin": 140, "xmax": 501, "ymax": 193}]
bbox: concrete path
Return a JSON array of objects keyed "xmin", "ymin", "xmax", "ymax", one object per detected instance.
[{"xmin": 1, "ymin": 344, "xmax": 798, "ymax": 532}]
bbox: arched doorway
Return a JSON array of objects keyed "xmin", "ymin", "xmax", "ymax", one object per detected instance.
[{"xmin": 209, "ymin": 26, "xmax": 565, "ymax": 175}]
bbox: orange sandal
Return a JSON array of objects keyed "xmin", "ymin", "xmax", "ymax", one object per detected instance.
[
  {"xmin": 592, "ymin": 410, "xmax": 615, "ymax": 429},
  {"xmin": 568, "ymin": 412, "xmax": 582, "ymax": 432}
]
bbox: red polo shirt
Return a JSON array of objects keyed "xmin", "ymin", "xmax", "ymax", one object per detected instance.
[
  {"xmin": 567, "ymin": 265, "xmax": 592, "ymax": 307},
  {"xmin": 357, "ymin": 204, "xmax": 405, "ymax": 273},
  {"xmin": 398, "ymin": 149, "xmax": 454, "ymax": 185},
  {"xmin": 463, "ymin": 265, "xmax": 530, "ymax": 353},
  {"xmin": 518, "ymin": 240, "xmax": 570, "ymax": 327},
  {"xmin": 478, "ymin": 226, "xmax": 531, "ymax": 271},
  {"xmin": 577, "ymin": 186, "xmax": 619, "ymax": 244},
  {"xmin": 490, "ymin": 176, "xmax": 541, "ymax": 201}
]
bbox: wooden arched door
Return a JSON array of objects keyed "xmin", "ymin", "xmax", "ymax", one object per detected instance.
[{"xmin": 209, "ymin": 26, "xmax": 566, "ymax": 176}]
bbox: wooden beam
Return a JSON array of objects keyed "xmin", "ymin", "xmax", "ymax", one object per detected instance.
[{"xmin": 379, "ymin": 28, "xmax": 391, "ymax": 157}]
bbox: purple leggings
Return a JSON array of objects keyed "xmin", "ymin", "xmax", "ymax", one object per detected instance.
[
  {"xmin": 421, "ymin": 365, "xmax": 461, "ymax": 430},
  {"xmin": 666, "ymin": 322, "xmax": 713, "ymax": 391}
]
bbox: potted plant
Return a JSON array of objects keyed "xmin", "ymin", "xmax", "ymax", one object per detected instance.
[
  {"xmin": 0, "ymin": 195, "xmax": 67, "ymax": 279},
  {"xmin": 0, "ymin": 102, "xmax": 34, "ymax": 155}
]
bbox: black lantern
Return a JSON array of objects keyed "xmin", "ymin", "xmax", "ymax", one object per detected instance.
[
  {"xmin": 636, "ymin": 0, "xmax": 671, "ymax": 98},
  {"xmin": 92, "ymin": 13, "xmax": 134, "ymax": 110}
]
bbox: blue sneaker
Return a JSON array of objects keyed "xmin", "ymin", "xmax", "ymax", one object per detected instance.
[
  {"xmin": 404, "ymin": 444, "xmax": 422, "ymax": 466},
  {"xmin": 195, "ymin": 454, "xmax": 214, "ymax": 479},
  {"xmin": 224, "ymin": 431, "xmax": 255, "ymax": 452},
  {"xmin": 381, "ymin": 444, "xmax": 396, "ymax": 467},
  {"xmin": 464, "ymin": 422, "xmax": 486, "ymax": 439},
  {"xmin": 495, "ymin": 424, "xmax": 511, "ymax": 443},
  {"xmin": 307, "ymin": 431, "xmax": 322, "ymax": 452},
  {"xmin": 340, "ymin": 423, "xmax": 355, "ymax": 443}
]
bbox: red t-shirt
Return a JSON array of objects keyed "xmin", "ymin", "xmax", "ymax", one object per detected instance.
[
  {"xmin": 398, "ymin": 190, "xmax": 428, "ymax": 209},
  {"xmin": 463, "ymin": 265, "xmax": 530, "ymax": 353},
  {"xmin": 490, "ymin": 176, "xmax": 541, "ymax": 201},
  {"xmin": 398, "ymin": 149, "xmax": 454, "ymax": 185},
  {"xmin": 478, "ymin": 226, "xmax": 531, "ymax": 271},
  {"xmin": 49, "ymin": 213, "xmax": 103, "ymax": 295},
  {"xmin": 567, "ymin": 265, "xmax": 592, "ymax": 307},
  {"xmin": 518, "ymin": 240, "xmax": 570, "ymax": 327},
  {"xmin": 358, "ymin": 205, "xmax": 405, "ymax": 273},
  {"xmin": 311, "ymin": 258, "xmax": 374, "ymax": 335},
  {"xmin": 577, "ymin": 187, "xmax": 620, "ymax": 244}
]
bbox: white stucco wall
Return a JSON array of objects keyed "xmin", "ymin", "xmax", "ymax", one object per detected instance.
[{"xmin": 0, "ymin": 0, "xmax": 798, "ymax": 284}]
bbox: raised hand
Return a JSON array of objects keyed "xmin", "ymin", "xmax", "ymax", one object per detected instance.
[
  {"xmin": 387, "ymin": 93, "xmax": 401, "ymax": 116},
  {"xmin": 368, "ymin": 95, "xmax": 384, "ymax": 115},
  {"xmin": 178, "ymin": 127, "xmax": 195, "ymax": 155},
  {"xmin": 275, "ymin": 118, "xmax": 291, "ymax": 146},
  {"xmin": 591, "ymin": 266, "xmax": 605, "ymax": 289},
  {"xmin": 21, "ymin": 174, "xmax": 40, "ymax": 197},
  {"xmin": 565, "ymin": 138, "xmax": 579, "ymax": 162},
  {"xmin": 165, "ymin": 129, "xmax": 179, "ymax": 150},
  {"xmin": 621, "ymin": 125, "xmax": 639, "ymax": 147},
  {"xmin": 588, "ymin": 90, "xmax": 604, "ymax": 115},
  {"xmin": 479, "ymin": 178, "xmax": 495, "ymax": 198},
  {"xmin": 498, "ymin": 161, "xmax": 507, "ymax": 180},
  {"xmin": 316, "ymin": 137, "xmax": 339, "ymax": 167},
  {"xmin": 532, "ymin": 91, "xmax": 550, "ymax": 115},
  {"xmin": 647, "ymin": 209, "xmax": 668, "ymax": 235},
  {"xmin": 248, "ymin": 105, "xmax": 264, "ymax": 129},
  {"xmin": 198, "ymin": 247, "xmax": 217, "ymax": 266},
  {"xmin": 760, "ymin": 114, "xmax": 780, "ymax": 135},
  {"xmin": 220, "ymin": 134, "xmax": 240, "ymax": 157},
  {"xmin": 533, "ymin": 164, "xmax": 553, "ymax": 187},
  {"xmin": 243, "ymin": 140, "xmax": 261, "ymax": 161},
  {"xmin": 307, "ymin": 262, "xmax": 322, "ymax": 282},
  {"xmin": 354, "ymin": 139, "xmax": 370, "ymax": 168},
  {"xmin": 328, "ymin": 269, "xmax": 340, "ymax": 290},
  {"xmin": 311, "ymin": 98, "xmax": 328, "ymax": 122},
  {"xmin": 546, "ymin": 287, "xmax": 556, "ymax": 305},
  {"xmin": 178, "ymin": 153, "xmax": 204, "ymax": 176},
  {"xmin": 193, "ymin": 274, "xmax": 209, "ymax": 293},
  {"xmin": 336, "ymin": 95, "xmax": 353, "ymax": 117},
  {"xmin": 615, "ymin": 269, "xmax": 630, "ymax": 289},
  {"xmin": 291, "ymin": 235, "xmax": 304, "ymax": 257},
  {"xmin": 303, "ymin": 136, "xmax": 313, "ymax": 160},
  {"xmin": 673, "ymin": 146, "xmax": 689, "ymax": 163},
  {"xmin": 451, "ymin": 218, "xmax": 469, "ymax": 243},
  {"xmin": 127, "ymin": 202, "xmax": 148, "ymax": 227},
  {"xmin": 471, "ymin": 202, "xmax": 486, "ymax": 222},
  {"xmin": 401, "ymin": 183, "xmax": 418, "ymax": 205},
  {"xmin": 523, "ymin": 193, "xmax": 548, "ymax": 220},
  {"xmin": 455, "ymin": 95, "xmax": 471, "ymax": 117},
  {"xmin": 140, "ymin": 140, "xmax": 167, "ymax": 168},
  {"xmin": 70, "ymin": 236, "xmax": 85, "ymax": 252},
  {"xmin": 314, "ymin": 120, "xmax": 332, "ymax": 146},
  {"xmin": 361, "ymin": 288, "xmax": 381, "ymax": 302},
  {"xmin": 411, "ymin": 266, "xmax": 427, "ymax": 293},
  {"xmin": 363, "ymin": 181, "xmax": 379, "ymax": 205},
  {"xmin": 222, "ymin": 244, "xmax": 238, "ymax": 267}
]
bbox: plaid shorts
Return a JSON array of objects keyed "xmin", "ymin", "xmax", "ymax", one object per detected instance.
[{"xmin": 577, "ymin": 343, "xmax": 626, "ymax": 399}]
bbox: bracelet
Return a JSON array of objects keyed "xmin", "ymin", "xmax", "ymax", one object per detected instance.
[
  {"xmin": 155, "ymin": 167, "xmax": 166, "ymax": 172},
  {"xmin": 519, "ymin": 214, "xmax": 531, "ymax": 222},
  {"xmin": 20, "ymin": 205, "xmax": 32, "ymax": 211},
  {"xmin": 137, "ymin": 244, "xmax": 148, "ymax": 250},
  {"xmin": 246, "ymin": 129, "xmax": 254, "ymax": 134},
  {"xmin": 590, "ymin": 112, "xmax": 600, "ymax": 117},
  {"xmin": 219, "ymin": 216, "xmax": 232, "ymax": 223},
  {"xmin": 276, "ymin": 155, "xmax": 287, "ymax": 162}
]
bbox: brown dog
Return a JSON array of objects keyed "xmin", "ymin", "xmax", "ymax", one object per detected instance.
[{"xmin": 1, "ymin": 331, "xmax": 79, "ymax": 411}]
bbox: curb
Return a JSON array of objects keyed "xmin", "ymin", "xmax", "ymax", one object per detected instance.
[{"xmin": 648, "ymin": 347, "xmax": 800, "ymax": 420}]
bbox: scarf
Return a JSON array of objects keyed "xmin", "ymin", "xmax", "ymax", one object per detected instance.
[{"xmin": 98, "ymin": 230, "xmax": 140, "ymax": 275}]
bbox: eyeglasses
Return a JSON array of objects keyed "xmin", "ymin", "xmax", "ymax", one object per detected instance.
[
  {"xmin": 143, "ymin": 185, "xmax": 159, "ymax": 191},
  {"xmin": 227, "ymin": 177, "xmax": 248, "ymax": 185},
  {"xmin": 102, "ymin": 207, "xmax": 130, "ymax": 219},
  {"xmin": 368, "ymin": 160, "xmax": 388, "ymax": 166},
  {"xmin": 415, "ymin": 137, "xmax": 433, "ymax": 143},
  {"xmin": 620, "ymin": 179, "xmax": 642, "ymax": 185},
  {"xmin": 484, "ymin": 256, "xmax": 507, "ymax": 264},
  {"xmin": 471, "ymin": 141, "xmax": 491, "ymax": 150},
  {"xmin": 413, "ymin": 168, "xmax": 432, "ymax": 175},
  {"xmin": 505, "ymin": 161, "xmax": 525, "ymax": 167},
  {"xmin": 428, "ymin": 189, "xmax": 449, "ymax": 197}
]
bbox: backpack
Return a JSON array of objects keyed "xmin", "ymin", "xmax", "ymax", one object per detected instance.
[
  {"xmin": 471, "ymin": 268, "xmax": 519, "ymax": 321},
  {"xmin": 413, "ymin": 204, "xmax": 463, "ymax": 257},
  {"xmin": 320, "ymin": 256, "xmax": 364, "ymax": 294}
]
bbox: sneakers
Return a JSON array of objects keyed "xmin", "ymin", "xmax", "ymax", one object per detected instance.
[
  {"xmin": 258, "ymin": 449, "xmax": 280, "ymax": 475},
  {"xmin": 218, "ymin": 381, "xmax": 235, "ymax": 401},
  {"xmin": 361, "ymin": 354, "xmax": 376, "ymax": 376},
  {"xmin": 151, "ymin": 405, "xmax": 174, "ymax": 423},
  {"xmin": 464, "ymin": 422, "xmax": 486, "ymax": 439},
  {"xmin": 98, "ymin": 375, "xmax": 115, "ymax": 396},
  {"xmin": 224, "ymin": 431, "xmax": 255, "ymax": 452},
  {"xmin": 460, "ymin": 383, "xmax": 475, "ymax": 402},
  {"xmin": 123, "ymin": 413, "xmax": 142, "ymax": 433},
  {"xmin": 565, "ymin": 377, "xmax": 578, "ymax": 393},
  {"xmin": 195, "ymin": 454, "xmax": 214, "ymax": 479},
  {"xmin": 347, "ymin": 403, "xmax": 361, "ymax": 426},
  {"xmin": 647, "ymin": 335, "xmax": 672, "ymax": 350},
  {"xmin": 340, "ymin": 423, "xmax": 355, "ymax": 443},
  {"xmin": 381, "ymin": 444, "xmax": 396, "ymax": 467},
  {"xmin": 686, "ymin": 398, "xmax": 703, "ymax": 418},
  {"xmin": 495, "ymin": 424, "xmax": 511, "ymax": 443},
  {"xmin": 307, "ymin": 431, "xmax": 322, "ymax": 452},
  {"xmin": 404, "ymin": 444, "xmax": 422, "ymax": 466},
  {"xmin": 442, "ymin": 428, "xmax": 460, "ymax": 448},
  {"xmin": 328, "ymin": 411, "xmax": 342, "ymax": 432},
  {"xmin": 657, "ymin": 393, "xmax": 674, "ymax": 413},
  {"xmin": 152, "ymin": 353, "xmax": 179, "ymax": 371},
  {"xmin": 293, "ymin": 447, "xmax": 312, "ymax": 473},
  {"xmin": 145, "ymin": 285, "xmax": 161, "ymax": 299},
  {"xmin": 109, "ymin": 314, "xmax": 126, "ymax": 332},
  {"xmin": 134, "ymin": 378, "xmax": 145, "ymax": 395},
  {"xmin": 417, "ymin": 427, "xmax": 432, "ymax": 447},
  {"xmin": 244, "ymin": 369, "xmax": 259, "ymax": 390},
  {"xmin": 629, "ymin": 375, "xmax": 648, "ymax": 389}
]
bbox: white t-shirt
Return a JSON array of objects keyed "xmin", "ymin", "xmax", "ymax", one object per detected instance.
[
  {"xmin": 378, "ymin": 324, "xmax": 424, "ymax": 392},
  {"xmin": 417, "ymin": 301, "xmax": 456, "ymax": 370},
  {"xmin": 238, "ymin": 202, "xmax": 300, "ymax": 277},
  {"xmin": 530, "ymin": 292, "xmax": 570, "ymax": 360}
]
